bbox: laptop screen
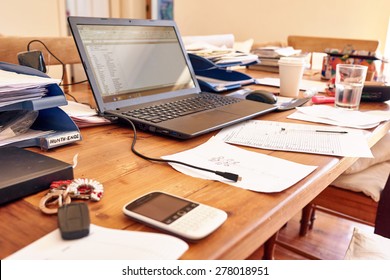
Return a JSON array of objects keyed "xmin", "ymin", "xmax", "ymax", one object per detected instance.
[{"xmin": 69, "ymin": 18, "xmax": 199, "ymax": 111}]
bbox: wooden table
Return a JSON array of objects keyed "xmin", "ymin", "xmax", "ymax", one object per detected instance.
[{"xmin": 1, "ymin": 70, "xmax": 389, "ymax": 260}]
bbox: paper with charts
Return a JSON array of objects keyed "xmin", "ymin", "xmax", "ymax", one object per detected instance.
[
  {"xmin": 163, "ymin": 137, "xmax": 317, "ymax": 193},
  {"xmin": 216, "ymin": 120, "xmax": 373, "ymax": 158}
]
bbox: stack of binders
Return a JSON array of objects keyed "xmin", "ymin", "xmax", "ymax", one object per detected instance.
[
  {"xmin": 248, "ymin": 46, "xmax": 303, "ymax": 73},
  {"xmin": 0, "ymin": 62, "xmax": 81, "ymax": 150}
]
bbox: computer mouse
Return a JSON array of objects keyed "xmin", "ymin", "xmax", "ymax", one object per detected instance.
[{"xmin": 245, "ymin": 90, "xmax": 277, "ymax": 104}]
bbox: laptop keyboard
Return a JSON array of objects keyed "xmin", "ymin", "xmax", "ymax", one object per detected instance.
[{"xmin": 121, "ymin": 93, "xmax": 241, "ymax": 123}]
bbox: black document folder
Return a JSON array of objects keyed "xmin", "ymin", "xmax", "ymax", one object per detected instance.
[{"xmin": 0, "ymin": 146, "xmax": 73, "ymax": 205}]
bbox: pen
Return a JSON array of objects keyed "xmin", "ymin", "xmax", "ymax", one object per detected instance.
[
  {"xmin": 315, "ymin": 130, "xmax": 348, "ymax": 134},
  {"xmin": 280, "ymin": 128, "xmax": 348, "ymax": 134}
]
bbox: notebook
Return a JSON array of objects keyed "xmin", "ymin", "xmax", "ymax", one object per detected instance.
[{"xmin": 68, "ymin": 16, "xmax": 276, "ymax": 139}]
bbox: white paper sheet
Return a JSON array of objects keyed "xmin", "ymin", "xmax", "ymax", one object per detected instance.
[
  {"xmin": 216, "ymin": 120, "xmax": 373, "ymax": 158},
  {"xmin": 6, "ymin": 224, "xmax": 188, "ymax": 260},
  {"xmin": 163, "ymin": 137, "xmax": 317, "ymax": 193},
  {"xmin": 288, "ymin": 105, "xmax": 390, "ymax": 129},
  {"xmin": 256, "ymin": 77, "xmax": 328, "ymax": 93}
]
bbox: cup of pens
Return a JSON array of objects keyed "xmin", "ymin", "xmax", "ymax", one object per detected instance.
[{"xmin": 334, "ymin": 64, "xmax": 368, "ymax": 110}]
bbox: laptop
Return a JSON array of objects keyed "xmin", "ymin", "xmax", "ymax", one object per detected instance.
[{"xmin": 68, "ymin": 16, "xmax": 276, "ymax": 139}]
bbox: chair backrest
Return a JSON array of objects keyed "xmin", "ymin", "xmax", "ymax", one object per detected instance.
[
  {"xmin": 0, "ymin": 36, "xmax": 81, "ymax": 87},
  {"xmin": 0, "ymin": 35, "xmax": 80, "ymax": 65},
  {"xmin": 375, "ymin": 172, "xmax": 390, "ymax": 238},
  {"xmin": 287, "ymin": 35, "xmax": 379, "ymax": 53},
  {"xmin": 287, "ymin": 35, "xmax": 380, "ymax": 70}
]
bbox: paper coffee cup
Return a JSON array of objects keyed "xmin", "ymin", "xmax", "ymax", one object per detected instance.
[{"xmin": 278, "ymin": 57, "xmax": 306, "ymax": 97}]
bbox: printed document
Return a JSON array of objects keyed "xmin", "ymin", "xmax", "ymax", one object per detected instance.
[
  {"xmin": 163, "ymin": 137, "xmax": 317, "ymax": 193},
  {"xmin": 288, "ymin": 105, "xmax": 390, "ymax": 129},
  {"xmin": 216, "ymin": 120, "xmax": 373, "ymax": 158}
]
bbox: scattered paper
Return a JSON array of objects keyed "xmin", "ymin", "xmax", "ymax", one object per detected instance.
[
  {"xmin": 216, "ymin": 120, "xmax": 373, "ymax": 158},
  {"xmin": 288, "ymin": 105, "xmax": 390, "ymax": 129},
  {"xmin": 163, "ymin": 137, "xmax": 317, "ymax": 193},
  {"xmin": 256, "ymin": 77, "xmax": 327, "ymax": 93},
  {"xmin": 6, "ymin": 224, "xmax": 188, "ymax": 260}
]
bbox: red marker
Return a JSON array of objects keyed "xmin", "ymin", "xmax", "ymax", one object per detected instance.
[{"xmin": 311, "ymin": 95, "xmax": 335, "ymax": 104}]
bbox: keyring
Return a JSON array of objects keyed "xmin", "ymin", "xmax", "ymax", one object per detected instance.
[{"xmin": 39, "ymin": 189, "xmax": 71, "ymax": 214}]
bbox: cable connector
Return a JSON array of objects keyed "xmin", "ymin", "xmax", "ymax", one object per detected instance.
[{"xmin": 215, "ymin": 171, "xmax": 241, "ymax": 182}]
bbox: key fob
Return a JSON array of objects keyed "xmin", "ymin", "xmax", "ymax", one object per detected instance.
[{"xmin": 58, "ymin": 202, "xmax": 90, "ymax": 240}]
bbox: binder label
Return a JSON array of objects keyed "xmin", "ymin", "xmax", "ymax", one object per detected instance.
[{"xmin": 42, "ymin": 131, "xmax": 81, "ymax": 149}]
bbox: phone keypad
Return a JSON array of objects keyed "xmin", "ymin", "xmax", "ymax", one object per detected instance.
[{"xmin": 169, "ymin": 205, "xmax": 221, "ymax": 234}]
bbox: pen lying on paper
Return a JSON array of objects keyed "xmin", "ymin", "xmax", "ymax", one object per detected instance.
[{"xmin": 280, "ymin": 128, "xmax": 348, "ymax": 134}]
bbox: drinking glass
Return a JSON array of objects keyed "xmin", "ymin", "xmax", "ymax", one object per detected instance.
[{"xmin": 335, "ymin": 64, "xmax": 368, "ymax": 110}]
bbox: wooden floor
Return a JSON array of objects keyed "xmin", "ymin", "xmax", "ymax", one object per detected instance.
[{"xmin": 249, "ymin": 210, "xmax": 374, "ymax": 260}]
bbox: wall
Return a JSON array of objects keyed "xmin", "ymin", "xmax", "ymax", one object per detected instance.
[
  {"xmin": 0, "ymin": 0, "xmax": 146, "ymax": 37},
  {"xmin": 174, "ymin": 0, "xmax": 390, "ymax": 55},
  {"xmin": 1, "ymin": 0, "xmax": 388, "ymax": 55},
  {"xmin": 0, "ymin": 0, "xmax": 67, "ymax": 36}
]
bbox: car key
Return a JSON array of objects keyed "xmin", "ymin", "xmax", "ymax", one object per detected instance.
[{"xmin": 57, "ymin": 202, "xmax": 90, "ymax": 240}]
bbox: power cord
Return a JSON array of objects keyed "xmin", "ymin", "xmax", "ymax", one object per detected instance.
[
  {"xmin": 119, "ymin": 116, "xmax": 241, "ymax": 182},
  {"xmin": 26, "ymin": 40, "xmax": 91, "ymax": 106},
  {"xmin": 26, "ymin": 40, "xmax": 88, "ymax": 87}
]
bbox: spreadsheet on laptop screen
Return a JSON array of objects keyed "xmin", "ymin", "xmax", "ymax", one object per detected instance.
[{"xmin": 77, "ymin": 24, "xmax": 196, "ymax": 103}]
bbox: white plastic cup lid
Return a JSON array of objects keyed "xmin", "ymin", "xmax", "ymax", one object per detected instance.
[{"xmin": 278, "ymin": 57, "xmax": 306, "ymax": 66}]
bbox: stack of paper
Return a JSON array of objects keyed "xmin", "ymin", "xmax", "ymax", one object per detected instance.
[
  {"xmin": 249, "ymin": 47, "xmax": 304, "ymax": 72},
  {"xmin": 0, "ymin": 69, "xmax": 60, "ymax": 107},
  {"xmin": 60, "ymin": 101, "xmax": 111, "ymax": 128},
  {"xmin": 252, "ymin": 46, "xmax": 302, "ymax": 58},
  {"xmin": 184, "ymin": 34, "xmax": 258, "ymax": 67}
]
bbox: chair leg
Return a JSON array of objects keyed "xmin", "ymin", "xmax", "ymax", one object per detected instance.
[
  {"xmin": 309, "ymin": 207, "xmax": 316, "ymax": 230},
  {"xmin": 263, "ymin": 232, "xmax": 278, "ymax": 260},
  {"xmin": 300, "ymin": 204, "xmax": 314, "ymax": 236}
]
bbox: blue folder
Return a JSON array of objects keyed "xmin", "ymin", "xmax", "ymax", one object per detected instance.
[{"xmin": 188, "ymin": 53, "xmax": 257, "ymax": 92}]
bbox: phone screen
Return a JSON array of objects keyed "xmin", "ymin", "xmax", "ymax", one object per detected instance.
[{"xmin": 125, "ymin": 192, "xmax": 198, "ymax": 224}]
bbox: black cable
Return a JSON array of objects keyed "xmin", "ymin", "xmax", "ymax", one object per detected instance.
[
  {"xmin": 27, "ymin": 39, "xmax": 66, "ymax": 83},
  {"xmin": 119, "ymin": 116, "xmax": 241, "ymax": 182},
  {"xmin": 61, "ymin": 80, "xmax": 88, "ymax": 86},
  {"xmin": 26, "ymin": 40, "xmax": 88, "ymax": 87}
]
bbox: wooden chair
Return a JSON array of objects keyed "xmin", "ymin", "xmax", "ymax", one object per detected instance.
[
  {"xmin": 261, "ymin": 35, "xmax": 384, "ymax": 260},
  {"xmin": 0, "ymin": 35, "xmax": 81, "ymax": 91},
  {"xmin": 287, "ymin": 35, "xmax": 379, "ymax": 54},
  {"xmin": 287, "ymin": 35, "xmax": 379, "ymax": 70},
  {"xmin": 263, "ymin": 132, "xmax": 390, "ymax": 260}
]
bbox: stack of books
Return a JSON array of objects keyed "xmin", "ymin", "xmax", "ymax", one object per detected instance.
[{"xmin": 248, "ymin": 46, "xmax": 302, "ymax": 72}]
